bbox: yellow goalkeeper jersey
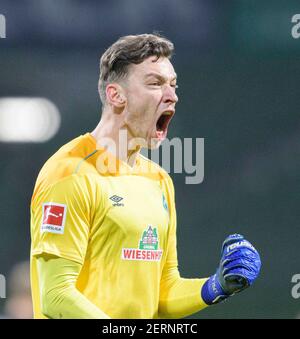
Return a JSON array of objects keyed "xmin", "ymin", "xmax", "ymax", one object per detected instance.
[{"xmin": 30, "ymin": 133, "xmax": 207, "ymax": 319}]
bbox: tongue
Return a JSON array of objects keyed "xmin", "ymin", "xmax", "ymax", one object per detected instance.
[{"xmin": 156, "ymin": 130, "xmax": 165, "ymax": 140}]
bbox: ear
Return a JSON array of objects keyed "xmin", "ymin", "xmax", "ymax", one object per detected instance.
[{"xmin": 106, "ymin": 83, "xmax": 126, "ymax": 108}]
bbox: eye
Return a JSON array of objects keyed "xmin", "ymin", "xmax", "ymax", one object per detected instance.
[{"xmin": 171, "ymin": 84, "xmax": 178, "ymax": 89}]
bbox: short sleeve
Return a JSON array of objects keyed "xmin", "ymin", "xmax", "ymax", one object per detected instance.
[{"xmin": 31, "ymin": 175, "xmax": 94, "ymax": 264}]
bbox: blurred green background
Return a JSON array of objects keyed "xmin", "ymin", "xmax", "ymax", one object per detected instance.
[{"xmin": 0, "ymin": 0, "xmax": 299, "ymax": 318}]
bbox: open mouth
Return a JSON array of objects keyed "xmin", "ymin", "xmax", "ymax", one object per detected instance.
[{"xmin": 156, "ymin": 111, "xmax": 174, "ymax": 139}]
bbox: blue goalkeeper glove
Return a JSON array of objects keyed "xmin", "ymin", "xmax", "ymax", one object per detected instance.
[{"xmin": 201, "ymin": 234, "xmax": 261, "ymax": 305}]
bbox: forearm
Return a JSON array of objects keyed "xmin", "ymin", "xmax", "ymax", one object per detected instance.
[
  {"xmin": 158, "ymin": 275, "xmax": 209, "ymax": 319},
  {"xmin": 37, "ymin": 255, "xmax": 110, "ymax": 319},
  {"xmin": 42, "ymin": 281, "xmax": 109, "ymax": 319}
]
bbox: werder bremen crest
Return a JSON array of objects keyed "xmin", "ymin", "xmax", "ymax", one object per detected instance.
[{"xmin": 122, "ymin": 225, "xmax": 163, "ymax": 262}]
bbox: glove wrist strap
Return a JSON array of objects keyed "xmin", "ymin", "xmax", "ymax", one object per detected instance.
[{"xmin": 201, "ymin": 274, "xmax": 229, "ymax": 305}]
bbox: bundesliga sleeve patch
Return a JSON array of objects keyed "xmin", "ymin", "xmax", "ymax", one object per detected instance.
[{"xmin": 41, "ymin": 203, "xmax": 67, "ymax": 234}]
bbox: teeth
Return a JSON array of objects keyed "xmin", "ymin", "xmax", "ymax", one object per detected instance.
[{"xmin": 163, "ymin": 111, "xmax": 172, "ymax": 115}]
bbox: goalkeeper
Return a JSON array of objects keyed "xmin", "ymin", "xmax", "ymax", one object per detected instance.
[{"xmin": 30, "ymin": 33, "xmax": 261, "ymax": 319}]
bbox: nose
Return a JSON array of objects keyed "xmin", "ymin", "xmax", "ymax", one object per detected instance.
[{"xmin": 162, "ymin": 84, "xmax": 178, "ymax": 105}]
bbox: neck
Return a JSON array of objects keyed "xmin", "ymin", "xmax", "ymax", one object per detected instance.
[{"xmin": 90, "ymin": 111, "xmax": 141, "ymax": 168}]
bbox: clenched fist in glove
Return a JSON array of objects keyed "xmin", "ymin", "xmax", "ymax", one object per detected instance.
[{"xmin": 201, "ymin": 234, "xmax": 261, "ymax": 305}]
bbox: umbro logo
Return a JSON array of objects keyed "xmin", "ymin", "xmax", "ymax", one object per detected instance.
[
  {"xmin": 109, "ymin": 195, "xmax": 124, "ymax": 207},
  {"xmin": 110, "ymin": 195, "xmax": 123, "ymax": 203}
]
